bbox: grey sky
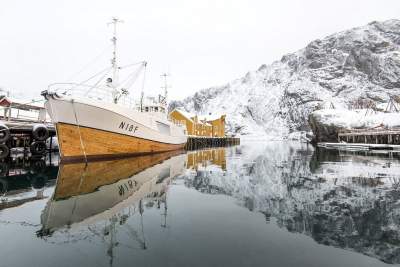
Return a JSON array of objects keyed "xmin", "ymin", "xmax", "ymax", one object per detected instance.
[{"xmin": 0, "ymin": 0, "xmax": 399, "ymax": 101}]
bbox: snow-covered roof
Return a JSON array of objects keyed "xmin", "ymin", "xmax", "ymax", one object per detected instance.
[
  {"xmin": 174, "ymin": 108, "xmax": 194, "ymax": 121},
  {"xmin": 198, "ymin": 114, "xmax": 224, "ymax": 122},
  {"xmin": 0, "ymin": 95, "xmax": 45, "ymax": 110}
]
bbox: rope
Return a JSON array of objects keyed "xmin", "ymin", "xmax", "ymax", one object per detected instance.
[{"xmin": 71, "ymin": 100, "xmax": 87, "ymax": 163}]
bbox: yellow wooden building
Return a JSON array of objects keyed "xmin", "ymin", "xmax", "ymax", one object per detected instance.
[{"xmin": 169, "ymin": 109, "xmax": 226, "ymax": 137}]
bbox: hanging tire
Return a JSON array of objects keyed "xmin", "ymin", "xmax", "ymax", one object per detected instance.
[
  {"xmin": 0, "ymin": 162, "xmax": 9, "ymax": 177},
  {"xmin": 0, "ymin": 144, "xmax": 10, "ymax": 159},
  {"xmin": 0, "ymin": 123, "xmax": 10, "ymax": 143},
  {"xmin": 30, "ymin": 141, "xmax": 46, "ymax": 155},
  {"xmin": 0, "ymin": 178, "xmax": 8, "ymax": 194},
  {"xmin": 30, "ymin": 173, "xmax": 48, "ymax": 189},
  {"xmin": 30, "ymin": 159, "xmax": 46, "ymax": 174},
  {"xmin": 32, "ymin": 124, "xmax": 49, "ymax": 141}
]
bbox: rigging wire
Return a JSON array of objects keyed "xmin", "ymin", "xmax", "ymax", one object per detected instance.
[
  {"xmin": 83, "ymin": 70, "xmax": 112, "ymax": 96},
  {"xmin": 141, "ymin": 63, "xmax": 147, "ymax": 94},
  {"xmin": 119, "ymin": 62, "xmax": 147, "ymax": 91},
  {"xmin": 64, "ymin": 44, "xmax": 113, "ymax": 82},
  {"xmin": 139, "ymin": 64, "xmax": 147, "ymax": 111},
  {"xmin": 66, "ymin": 66, "xmax": 112, "ymax": 93},
  {"xmin": 119, "ymin": 61, "xmax": 147, "ymax": 70}
]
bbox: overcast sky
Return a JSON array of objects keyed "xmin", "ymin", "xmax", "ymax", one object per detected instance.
[{"xmin": 0, "ymin": 0, "xmax": 399, "ymax": 101}]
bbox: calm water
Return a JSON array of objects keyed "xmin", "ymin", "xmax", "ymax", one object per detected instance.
[{"xmin": 1, "ymin": 142, "xmax": 400, "ymax": 267}]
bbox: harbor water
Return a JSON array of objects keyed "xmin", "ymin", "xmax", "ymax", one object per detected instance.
[{"xmin": 1, "ymin": 142, "xmax": 400, "ymax": 267}]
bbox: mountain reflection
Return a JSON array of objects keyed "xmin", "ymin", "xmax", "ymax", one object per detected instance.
[
  {"xmin": 3, "ymin": 144, "xmax": 400, "ymax": 265},
  {"xmin": 183, "ymin": 144, "xmax": 400, "ymax": 264}
]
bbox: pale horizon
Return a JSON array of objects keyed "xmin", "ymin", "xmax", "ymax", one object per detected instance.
[{"xmin": 0, "ymin": 0, "xmax": 399, "ymax": 101}]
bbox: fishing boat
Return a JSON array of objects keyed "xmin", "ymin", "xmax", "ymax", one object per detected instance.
[{"xmin": 41, "ymin": 18, "xmax": 187, "ymax": 162}]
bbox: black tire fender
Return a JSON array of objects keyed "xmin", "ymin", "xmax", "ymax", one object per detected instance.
[
  {"xmin": 32, "ymin": 124, "xmax": 49, "ymax": 141},
  {"xmin": 0, "ymin": 144, "xmax": 10, "ymax": 160},
  {"xmin": 0, "ymin": 123, "xmax": 10, "ymax": 143},
  {"xmin": 0, "ymin": 178, "xmax": 8, "ymax": 194},
  {"xmin": 30, "ymin": 141, "xmax": 47, "ymax": 155},
  {"xmin": 0, "ymin": 162, "xmax": 9, "ymax": 177}
]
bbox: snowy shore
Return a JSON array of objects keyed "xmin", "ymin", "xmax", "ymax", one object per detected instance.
[{"xmin": 309, "ymin": 108, "xmax": 400, "ymax": 143}]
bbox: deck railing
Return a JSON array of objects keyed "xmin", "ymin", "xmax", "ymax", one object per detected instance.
[{"xmin": 47, "ymin": 83, "xmax": 136, "ymax": 108}]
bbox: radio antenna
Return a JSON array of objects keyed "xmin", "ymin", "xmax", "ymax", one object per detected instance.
[
  {"xmin": 160, "ymin": 73, "xmax": 170, "ymax": 105},
  {"xmin": 108, "ymin": 17, "xmax": 124, "ymax": 102}
]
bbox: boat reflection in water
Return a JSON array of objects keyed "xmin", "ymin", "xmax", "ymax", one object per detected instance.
[
  {"xmin": 37, "ymin": 151, "xmax": 186, "ymax": 239},
  {"xmin": 5, "ymin": 144, "xmax": 400, "ymax": 266}
]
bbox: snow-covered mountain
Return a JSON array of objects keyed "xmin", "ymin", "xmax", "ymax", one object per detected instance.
[{"xmin": 171, "ymin": 20, "xmax": 400, "ymax": 139}]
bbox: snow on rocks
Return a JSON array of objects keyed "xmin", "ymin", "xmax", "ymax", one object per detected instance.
[
  {"xmin": 170, "ymin": 19, "xmax": 400, "ymax": 140},
  {"xmin": 309, "ymin": 108, "xmax": 400, "ymax": 142}
]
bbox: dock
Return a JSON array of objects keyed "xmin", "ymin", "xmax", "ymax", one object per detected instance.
[
  {"xmin": 0, "ymin": 120, "xmax": 57, "ymax": 159},
  {"xmin": 318, "ymin": 142, "xmax": 400, "ymax": 151},
  {"xmin": 185, "ymin": 137, "xmax": 240, "ymax": 150},
  {"xmin": 338, "ymin": 128, "xmax": 400, "ymax": 145}
]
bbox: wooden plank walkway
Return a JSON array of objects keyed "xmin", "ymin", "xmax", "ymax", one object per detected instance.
[
  {"xmin": 338, "ymin": 128, "xmax": 400, "ymax": 145},
  {"xmin": 185, "ymin": 137, "xmax": 240, "ymax": 150}
]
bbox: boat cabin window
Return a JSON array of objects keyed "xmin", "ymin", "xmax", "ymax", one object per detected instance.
[{"xmin": 145, "ymin": 107, "xmax": 149, "ymax": 112}]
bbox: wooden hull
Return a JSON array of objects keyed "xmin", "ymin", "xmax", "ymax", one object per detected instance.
[
  {"xmin": 54, "ymin": 150, "xmax": 185, "ymax": 200},
  {"xmin": 57, "ymin": 122, "xmax": 185, "ymax": 162}
]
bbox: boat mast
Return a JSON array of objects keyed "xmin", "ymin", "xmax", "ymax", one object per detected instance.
[{"xmin": 108, "ymin": 17, "xmax": 123, "ymax": 103}]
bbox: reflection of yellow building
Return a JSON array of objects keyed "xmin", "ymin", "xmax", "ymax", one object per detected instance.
[
  {"xmin": 187, "ymin": 148, "xmax": 226, "ymax": 171},
  {"xmin": 169, "ymin": 109, "xmax": 226, "ymax": 137}
]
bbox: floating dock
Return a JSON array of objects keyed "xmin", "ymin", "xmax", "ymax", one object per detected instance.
[{"xmin": 185, "ymin": 137, "xmax": 240, "ymax": 150}]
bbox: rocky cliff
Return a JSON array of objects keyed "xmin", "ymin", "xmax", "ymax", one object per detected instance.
[{"xmin": 171, "ymin": 20, "xmax": 400, "ymax": 139}]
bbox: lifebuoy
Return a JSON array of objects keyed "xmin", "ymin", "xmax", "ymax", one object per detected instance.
[
  {"xmin": 0, "ymin": 123, "xmax": 10, "ymax": 143},
  {"xmin": 32, "ymin": 124, "xmax": 49, "ymax": 141},
  {"xmin": 30, "ymin": 141, "xmax": 46, "ymax": 155}
]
